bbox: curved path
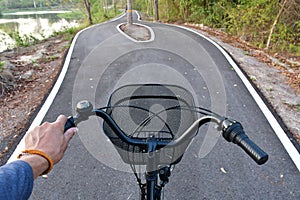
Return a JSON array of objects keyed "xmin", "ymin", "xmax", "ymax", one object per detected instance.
[{"xmin": 22, "ymin": 13, "xmax": 300, "ymax": 199}]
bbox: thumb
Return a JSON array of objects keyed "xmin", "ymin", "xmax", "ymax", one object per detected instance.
[{"xmin": 64, "ymin": 127, "xmax": 78, "ymax": 143}]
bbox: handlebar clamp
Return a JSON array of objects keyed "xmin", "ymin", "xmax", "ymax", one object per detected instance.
[{"xmin": 222, "ymin": 119, "xmax": 243, "ymax": 143}]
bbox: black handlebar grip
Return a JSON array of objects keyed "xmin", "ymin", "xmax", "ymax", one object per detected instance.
[
  {"xmin": 64, "ymin": 116, "xmax": 76, "ymax": 132},
  {"xmin": 235, "ymin": 133, "xmax": 268, "ymax": 165},
  {"xmin": 223, "ymin": 122, "xmax": 268, "ymax": 165}
]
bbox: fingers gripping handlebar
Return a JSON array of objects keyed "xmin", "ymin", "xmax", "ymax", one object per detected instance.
[
  {"xmin": 64, "ymin": 100, "xmax": 268, "ymax": 165},
  {"xmin": 64, "ymin": 116, "xmax": 76, "ymax": 132}
]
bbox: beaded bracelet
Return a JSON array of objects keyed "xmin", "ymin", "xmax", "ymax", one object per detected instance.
[{"xmin": 18, "ymin": 149, "xmax": 54, "ymax": 175}]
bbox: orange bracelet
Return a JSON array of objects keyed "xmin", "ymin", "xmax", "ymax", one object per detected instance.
[{"xmin": 18, "ymin": 149, "xmax": 54, "ymax": 175}]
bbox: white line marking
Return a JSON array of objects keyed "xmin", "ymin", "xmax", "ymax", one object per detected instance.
[
  {"xmin": 117, "ymin": 9, "xmax": 154, "ymax": 43},
  {"xmin": 117, "ymin": 10, "xmax": 155, "ymax": 42},
  {"xmin": 7, "ymin": 13, "xmax": 126, "ymax": 163},
  {"xmin": 116, "ymin": 22, "xmax": 155, "ymax": 43},
  {"xmin": 136, "ymin": 11, "xmax": 142, "ymax": 21},
  {"xmin": 8, "ymin": 13, "xmax": 300, "ymax": 172},
  {"xmin": 173, "ymin": 25, "xmax": 300, "ymax": 172}
]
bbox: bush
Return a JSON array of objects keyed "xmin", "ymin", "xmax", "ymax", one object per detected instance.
[{"xmin": 149, "ymin": 0, "xmax": 300, "ymax": 56}]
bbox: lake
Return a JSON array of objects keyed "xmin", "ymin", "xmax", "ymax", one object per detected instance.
[{"xmin": 0, "ymin": 10, "xmax": 80, "ymax": 52}]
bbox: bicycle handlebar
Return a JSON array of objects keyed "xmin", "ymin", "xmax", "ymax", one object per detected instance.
[{"xmin": 64, "ymin": 100, "xmax": 268, "ymax": 165}]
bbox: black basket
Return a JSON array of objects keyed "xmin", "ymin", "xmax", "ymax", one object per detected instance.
[{"xmin": 103, "ymin": 84, "xmax": 198, "ymax": 165}]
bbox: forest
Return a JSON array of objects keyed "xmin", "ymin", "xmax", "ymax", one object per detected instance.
[
  {"xmin": 0, "ymin": 0, "xmax": 299, "ymax": 56},
  {"xmin": 133, "ymin": 0, "xmax": 300, "ymax": 56}
]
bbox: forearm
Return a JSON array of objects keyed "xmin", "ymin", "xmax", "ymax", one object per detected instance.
[
  {"xmin": 20, "ymin": 154, "xmax": 49, "ymax": 179},
  {"xmin": 0, "ymin": 116, "xmax": 76, "ymax": 200},
  {"xmin": 0, "ymin": 160, "xmax": 34, "ymax": 200}
]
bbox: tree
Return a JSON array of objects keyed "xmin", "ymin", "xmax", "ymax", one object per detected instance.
[
  {"xmin": 83, "ymin": 0, "xmax": 93, "ymax": 24},
  {"xmin": 154, "ymin": 0, "xmax": 159, "ymax": 21},
  {"xmin": 127, "ymin": 0, "xmax": 133, "ymax": 24},
  {"xmin": 113, "ymin": 0, "xmax": 117, "ymax": 16},
  {"xmin": 266, "ymin": 0, "xmax": 288, "ymax": 49}
]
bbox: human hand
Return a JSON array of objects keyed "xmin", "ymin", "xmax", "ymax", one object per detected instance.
[{"xmin": 24, "ymin": 115, "xmax": 77, "ymax": 164}]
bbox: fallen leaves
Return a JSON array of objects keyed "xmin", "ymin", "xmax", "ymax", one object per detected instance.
[{"xmin": 0, "ymin": 36, "xmax": 68, "ymax": 164}]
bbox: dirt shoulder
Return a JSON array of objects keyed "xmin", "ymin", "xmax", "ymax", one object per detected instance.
[
  {"xmin": 182, "ymin": 23, "xmax": 299, "ymax": 146},
  {"xmin": 0, "ymin": 35, "xmax": 69, "ymax": 164},
  {"xmin": 0, "ymin": 22, "xmax": 299, "ymax": 164}
]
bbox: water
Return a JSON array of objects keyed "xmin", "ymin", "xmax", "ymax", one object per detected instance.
[{"xmin": 0, "ymin": 10, "xmax": 80, "ymax": 52}]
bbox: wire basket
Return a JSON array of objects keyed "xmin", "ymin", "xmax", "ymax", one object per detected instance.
[{"xmin": 103, "ymin": 84, "xmax": 198, "ymax": 165}]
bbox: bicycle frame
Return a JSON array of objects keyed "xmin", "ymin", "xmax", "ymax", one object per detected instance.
[{"xmin": 143, "ymin": 136, "xmax": 161, "ymax": 200}]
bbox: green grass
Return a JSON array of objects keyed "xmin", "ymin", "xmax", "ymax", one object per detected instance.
[
  {"xmin": 8, "ymin": 32, "xmax": 41, "ymax": 47},
  {"xmin": 57, "ymin": 10, "xmax": 85, "ymax": 20},
  {"xmin": 266, "ymin": 87, "xmax": 274, "ymax": 92},
  {"xmin": 0, "ymin": 61, "xmax": 5, "ymax": 69}
]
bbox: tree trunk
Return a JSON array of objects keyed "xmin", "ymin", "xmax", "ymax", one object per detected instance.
[
  {"xmin": 165, "ymin": 0, "xmax": 169, "ymax": 20},
  {"xmin": 154, "ymin": 0, "xmax": 159, "ymax": 21},
  {"xmin": 149, "ymin": 0, "xmax": 153, "ymax": 16},
  {"xmin": 104, "ymin": 0, "xmax": 108, "ymax": 14},
  {"xmin": 84, "ymin": 0, "xmax": 93, "ymax": 25},
  {"xmin": 127, "ymin": 0, "xmax": 133, "ymax": 25},
  {"xmin": 113, "ymin": 0, "xmax": 117, "ymax": 16},
  {"xmin": 203, "ymin": 0, "xmax": 208, "ymax": 9},
  {"xmin": 266, "ymin": 0, "xmax": 288, "ymax": 49}
]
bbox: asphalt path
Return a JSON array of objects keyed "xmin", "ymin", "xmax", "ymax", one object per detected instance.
[{"xmin": 28, "ymin": 13, "xmax": 299, "ymax": 199}]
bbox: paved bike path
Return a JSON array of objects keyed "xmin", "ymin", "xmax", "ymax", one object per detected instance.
[{"xmin": 29, "ymin": 13, "xmax": 299, "ymax": 199}]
